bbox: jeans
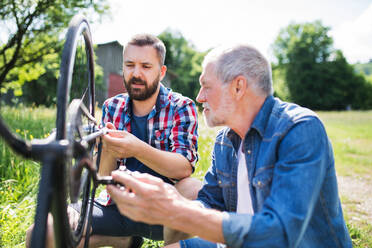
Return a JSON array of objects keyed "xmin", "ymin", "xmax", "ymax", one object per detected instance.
[{"xmin": 72, "ymin": 201, "xmax": 163, "ymax": 240}]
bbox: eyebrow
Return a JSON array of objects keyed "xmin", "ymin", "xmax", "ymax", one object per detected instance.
[
  {"xmin": 124, "ymin": 60, "xmax": 153, "ymax": 66},
  {"xmin": 141, "ymin": 62, "xmax": 153, "ymax": 66}
]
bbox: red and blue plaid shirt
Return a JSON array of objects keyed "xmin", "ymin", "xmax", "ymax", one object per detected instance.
[
  {"xmin": 101, "ymin": 83, "xmax": 199, "ymax": 169},
  {"xmin": 97, "ymin": 84, "xmax": 198, "ymax": 206}
]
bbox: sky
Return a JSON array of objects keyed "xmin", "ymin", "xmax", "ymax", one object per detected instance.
[{"xmin": 91, "ymin": 0, "xmax": 372, "ymax": 64}]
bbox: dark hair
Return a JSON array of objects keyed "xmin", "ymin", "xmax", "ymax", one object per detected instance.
[{"xmin": 125, "ymin": 34, "xmax": 166, "ymax": 66}]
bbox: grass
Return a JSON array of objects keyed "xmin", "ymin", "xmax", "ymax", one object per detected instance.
[
  {"xmin": 0, "ymin": 106, "xmax": 371, "ymax": 247},
  {"xmin": 0, "ymin": 104, "xmax": 55, "ymax": 247},
  {"xmin": 318, "ymin": 111, "xmax": 372, "ymax": 177}
]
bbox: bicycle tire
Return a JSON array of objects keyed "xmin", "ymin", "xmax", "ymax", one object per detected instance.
[{"xmin": 54, "ymin": 14, "xmax": 96, "ymax": 247}]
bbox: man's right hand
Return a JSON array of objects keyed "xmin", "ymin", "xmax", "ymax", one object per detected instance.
[
  {"xmin": 98, "ymin": 122, "xmax": 120, "ymax": 176},
  {"xmin": 101, "ymin": 122, "xmax": 144, "ymax": 159}
]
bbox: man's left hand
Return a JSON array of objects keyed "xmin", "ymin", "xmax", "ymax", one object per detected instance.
[{"xmin": 107, "ymin": 170, "xmax": 184, "ymax": 226}]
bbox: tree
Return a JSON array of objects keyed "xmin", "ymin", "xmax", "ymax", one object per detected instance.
[
  {"xmin": 272, "ymin": 21, "xmax": 372, "ymax": 110},
  {"xmin": 19, "ymin": 53, "xmax": 104, "ymax": 107},
  {"xmin": 0, "ymin": 0, "xmax": 109, "ymax": 96},
  {"xmin": 158, "ymin": 29, "xmax": 206, "ymax": 102},
  {"xmin": 354, "ymin": 61, "xmax": 372, "ymax": 76}
]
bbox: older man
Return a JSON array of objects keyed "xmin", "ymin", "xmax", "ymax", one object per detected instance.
[{"xmin": 108, "ymin": 44, "xmax": 352, "ymax": 248}]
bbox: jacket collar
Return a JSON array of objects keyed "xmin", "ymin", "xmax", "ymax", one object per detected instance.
[
  {"xmin": 250, "ymin": 95, "xmax": 275, "ymax": 138},
  {"xmin": 225, "ymin": 95, "xmax": 275, "ymax": 149}
]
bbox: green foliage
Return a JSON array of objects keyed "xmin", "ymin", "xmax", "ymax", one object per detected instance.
[
  {"xmin": 0, "ymin": 105, "xmax": 55, "ymax": 246},
  {"xmin": 354, "ymin": 62, "xmax": 372, "ymax": 76},
  {"xmin": 271, "ymin": 64, "xmax": 290, "ymax": 101},
  {"xmin": 17, "ymin": 44, "xmax": 105, "ymax": 107},
  {"xmin": 272, "ymin": 21, "xmax": 372, "ymax": 110},
  {"xmin": 158, "ymin": 30, "xmax": 206, "ymax": 102},
  {"xmin": 347, "ymin": 222, "xmax": 372, "ymax": 248},
  {"xmin": 0, "ymin": 0, "xmax": 110, "ymax": 95}
]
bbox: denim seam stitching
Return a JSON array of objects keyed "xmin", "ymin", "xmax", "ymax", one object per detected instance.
[
  {"xmin": 254, "ymin": 164, "xmax": 275, "ymax": 177},
  {"xmin": 319, "ymin": 190, "xmax": 342, "ymax": 248}
]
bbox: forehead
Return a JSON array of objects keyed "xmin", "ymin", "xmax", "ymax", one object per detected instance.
[
  {"xmin": 200, "ymin": 63, "xmax": 218, "ymax": 84},
  {"xmin": 123, "ymin": 45, "xmax": 158, "ymax": 63}
]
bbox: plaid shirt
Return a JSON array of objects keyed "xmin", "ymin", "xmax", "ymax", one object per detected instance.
[
  {"xmin": 97, "ymin": 84, "xmax": 198, "ymax": 206},
  {"xmin": 101, "ymin": 83, "xmax": 198, "ymax": 169}
]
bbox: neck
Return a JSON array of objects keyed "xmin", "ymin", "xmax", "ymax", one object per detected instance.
[
  {"xmin": 228, "ymin": 94, "xmax": 266, "ymax": 139},
  {"xmin": 132, "ymin": 85, "xmax": 160, "ymax": 117}
]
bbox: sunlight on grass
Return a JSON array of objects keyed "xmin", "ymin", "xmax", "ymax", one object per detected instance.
[
  {"xmin": 318, "ymin": 111, "xmax": 372, "ymax": 177},
  {"xmin": 193, "ymin": 113, "xmax": 222, "ymax": 181},
  {"xmin": 0, "ymin": 104, "xmax": 54, "ymax": 247}
]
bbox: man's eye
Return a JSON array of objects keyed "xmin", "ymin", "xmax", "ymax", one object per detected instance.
[
  {"xmin": 143, "ymin": 65, "xmax": 151, "ymax": 69},
  {"xmin": 125, "ymin": 64, "xmax": 134, "ymax": 67}
]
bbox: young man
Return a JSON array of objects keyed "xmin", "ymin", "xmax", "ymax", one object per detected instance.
[
  {"xmin": 107, "ymin": 44, "xmax": 352, "ymax": 248},
  {"xmin": 26, "ymin": 34, "xmax": 201, "ymax": 248},
  {"xmin": 88, "ymin": 34, "xmax": 201, "ymax": 247}
]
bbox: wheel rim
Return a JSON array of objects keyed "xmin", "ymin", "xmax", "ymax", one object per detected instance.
[{"xmin": 55, "ymin": 14, "xmax": 96, "ymax": 247}]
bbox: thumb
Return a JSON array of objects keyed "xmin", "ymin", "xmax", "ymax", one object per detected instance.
[{"xmin": 105, "ymin": 122, "xmax": 116, "ymax": 130}]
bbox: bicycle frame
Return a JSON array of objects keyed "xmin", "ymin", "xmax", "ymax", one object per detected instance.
[{"xmin": 0, "ymin": 14, "xmax": 120, "ymax": 248}]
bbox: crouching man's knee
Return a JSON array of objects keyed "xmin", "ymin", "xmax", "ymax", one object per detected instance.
[
  {"xmin": 174, "ymin": 177, "xmax": 203, "ymax": 200},
  {"xmin": 164, "ymin": 177, "xmax": 203, "ymax": 245},
  {"xmin": 26, "ymin": 213, "xmax": 55, "ymax": 248}
]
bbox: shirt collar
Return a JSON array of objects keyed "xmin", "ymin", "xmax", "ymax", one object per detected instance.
[{"xmin": 156, "ymin": 83, "xmax": 170, "ymax": 111}]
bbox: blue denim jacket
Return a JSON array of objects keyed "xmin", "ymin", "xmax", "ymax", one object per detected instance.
[{"xmin": 196, "ymin": 96, "xmax": 352, "ymax": 248}]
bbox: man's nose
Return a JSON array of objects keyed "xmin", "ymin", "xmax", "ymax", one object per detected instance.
[
  {"xmin": 132, "ymin": 65, "xmax": 141, "ymax": 77},
  {"xmin": 196, "ymin": 89, "xmax": 205, "ymax": 103}
]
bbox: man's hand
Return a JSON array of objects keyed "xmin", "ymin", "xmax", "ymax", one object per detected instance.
[
  {"xmin": 102, "ymin": 122, "xmax": 144, "ymax": 159},
  {"xmin": 107, "ymin": 170, "xmax": 185, "ymax": 226},
  {"xmin": 107, "ymin": 170, "xmax": 226, "ymax": 244}
]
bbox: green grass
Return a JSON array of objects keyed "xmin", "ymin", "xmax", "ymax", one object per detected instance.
[
  {"xmin": 0, "ymin": 104, "xmax": 55, "ymax": 247},
  {"xmin": 0, "ymin": 106, "xmax": 371, "ymax": 247},
  {"xmin": 318, "ymin": 111, "xmax": 372, "ymax": 177}
]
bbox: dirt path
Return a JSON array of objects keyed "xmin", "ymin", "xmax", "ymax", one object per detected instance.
[{"xmin": 337, "ymin": 175, "xmax": 372, "ymax": 225}]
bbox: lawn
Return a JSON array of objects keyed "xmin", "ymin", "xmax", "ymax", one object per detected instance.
[{"xmin": 0, "ymin": 106, "xmax": 371, "ymax": 247}]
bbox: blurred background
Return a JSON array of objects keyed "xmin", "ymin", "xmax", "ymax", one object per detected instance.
[{"xmin": 0, "ymin": 0, "xmax": 371, "ymax": 247}]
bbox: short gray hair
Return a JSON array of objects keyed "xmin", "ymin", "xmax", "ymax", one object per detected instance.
[{"xmin": 203, "ymin": 44, "xmax": 273, "ymax": 96}]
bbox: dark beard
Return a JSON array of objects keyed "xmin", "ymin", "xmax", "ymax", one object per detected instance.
[{"xmin": 123, "ymin": 75, "xmax": 160, "ymax": 101}]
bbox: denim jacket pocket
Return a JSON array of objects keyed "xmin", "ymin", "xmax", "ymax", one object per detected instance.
[
  {"xmin": 252, "ymin": 165, "xmax": 274, "ymax": 209},
  {"xmin": 216, "ymin": 168, "xmax": 233, "ymax": 188}
]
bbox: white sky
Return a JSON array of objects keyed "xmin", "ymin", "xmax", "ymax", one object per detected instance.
[{"xmin": 91, "ymin": 0, "xmax": 372, "ymax": 64}]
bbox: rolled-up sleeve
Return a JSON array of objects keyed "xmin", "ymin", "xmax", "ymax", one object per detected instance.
[{"xmin": 170, "ymin": 100, "xmax": 199, "ymax": 167}]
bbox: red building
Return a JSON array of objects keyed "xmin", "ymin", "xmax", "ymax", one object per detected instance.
[{"xmin": 95, "ymin": 41, "xmax": 126, "ymax": 104}]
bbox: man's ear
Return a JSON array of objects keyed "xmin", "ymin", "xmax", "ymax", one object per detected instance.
[
  {"xmin": 231, "ymin": 75, "xmax": 247, "ymax": 100},
  {"xmin": 160, "ymin": 65, "xmax": 167, "ymax": 80}
]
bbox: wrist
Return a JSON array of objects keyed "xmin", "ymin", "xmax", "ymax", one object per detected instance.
[{"xmin": 132, "ymin": 139, "xmax": 147, "ymax": 158}]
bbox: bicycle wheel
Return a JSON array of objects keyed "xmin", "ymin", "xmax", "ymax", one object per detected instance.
[{"xmin": 54, "ymin": 14, "xmax": 96, "ymax": 247}]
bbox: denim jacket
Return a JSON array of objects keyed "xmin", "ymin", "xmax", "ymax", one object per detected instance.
[{"xmin": 197, "ymin": 96, "xmax": 352, "ymax": 248}]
